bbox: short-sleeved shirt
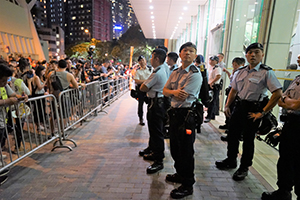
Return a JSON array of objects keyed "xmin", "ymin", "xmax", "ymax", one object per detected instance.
[
  {"xmin": 164, "ymin": 64, "xmax": 202, "ymax": 108},
  {"xmin": 0, "ymin": 84, "xmax": 15, "ymax": 128},
  {"xmin": 135, "ymin": 67, "xmax": 152, "ymax": 83},
  {"xmin": 100, "ymin": 66, "xmax": 108, "ymax": 80},
  {"xmin": 170, "ymin": 64, "xmax": 179, "ymax": 73},
  {"xmin": 283, "ymin": 75, "xmax": 300, "ymax": 115},
  {"xmin": 144, "ymin": 64, "xmax": 168, "ymax": 98},
  {"xmin": 231, "ymin": 62, "xmax": 282, "ymax": 101},
  {"xmin": 208, "ymin": 65, "xmax": 222, "ymax": 85}
]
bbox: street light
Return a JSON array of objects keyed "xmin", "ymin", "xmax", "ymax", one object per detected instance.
[{"xmin": 84, "ymin": 29, "xmax": 91, "ymax": 41}]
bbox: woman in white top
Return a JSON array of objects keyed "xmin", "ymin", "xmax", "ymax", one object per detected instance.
[{"xmin": 32, "ymin": 65, "xmax": 48, "ymax": 131}]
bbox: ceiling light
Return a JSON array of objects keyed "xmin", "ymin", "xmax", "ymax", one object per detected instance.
[
  {"xmin": 152, "ymin": 26, "xmax": 155, "ymax": 28},
  {"xmin": 151, "ymin": 16, "xmax": 154, "ymax": 19},
  {"xmin": 251, "ymin": 9, "xmax": 255, "ymax": 12},
  {"xmin": 182, "ymin": 13, "xmax": 184, "ymax": 15},
  {"xmin": 236, "ymin": 19, "xmax": 239, "ymax": 21},
  {"xmin": 149, "ymin": 0, "xmax": 152, "ymax": 2},
  {"xmin": 179, "ymin": 17, "xmax": 182, "ymax": 20},
  {"xmin": 187, "ymin": 1, "xmax": 190, "ymax": 3},
  {"xmin": 152, "ymin": 20, "xmax": 154, "ymax": 22},
  {"xmin": 254, "ymin": 2, "xmax": 258, "ymax": 4},
  {"xmin": 149, "ymin": 5, "xmax": 153, "ymax": 9},
  {"xmin": 183, "ymin": 7, "xmax": 187, "ymax": 10},
  {"xmin": 151, "ymin": 12, "xmax": 153, "ymax": 14}
]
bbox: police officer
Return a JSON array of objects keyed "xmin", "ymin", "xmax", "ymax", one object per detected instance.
[
  {"xmin": 139, "ymin": 49, "xmax": 168, "ymax": 174},
  {"xmin": 215, "ymin": 43, "xmax": 282, "ymax": 181},
  {"xmin": 261, "ymin": 76, "xmax": 300, "ymax": 200},
  {"xmin": 134, "ymin": 56, "xmax": 152, "ymax": 126},
  {"xmin": 163, "ymin": 42, "xmax": 202, "ymax": 199}
]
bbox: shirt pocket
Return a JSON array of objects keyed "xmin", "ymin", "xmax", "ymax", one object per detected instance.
[{"xmin": 247, "ymin": 76, "xmax": 263, "ymax": 92}]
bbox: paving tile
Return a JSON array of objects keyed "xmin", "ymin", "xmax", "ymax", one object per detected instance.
[{"xmin": 0, "ymin": 94, "xmax": 276, "ymax": 200}]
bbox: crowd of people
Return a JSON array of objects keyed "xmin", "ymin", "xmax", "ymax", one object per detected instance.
[
  {"xmin": 0, "ymin": 55, "xmax": 134, "ymax": 185},
  {"xmin": 1, "ymin": 44, "xmax": 300, "ymax": 199}
]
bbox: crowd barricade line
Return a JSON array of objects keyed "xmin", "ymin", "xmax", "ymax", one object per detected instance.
[
  {"xmin": 0, "ymin": 77, "xmax": 129, "ymax": 174},
  {"xmin": 56, "ymin": 77, "xmax": 129, "ymax": 147},
  {"xmin": 0, "ymin": 94, "xmax": 65, "ymax": 174}
]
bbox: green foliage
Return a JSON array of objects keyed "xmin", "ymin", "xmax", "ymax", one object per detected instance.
[{"xmin": 65, "ymin": 25, "xmax": 164, "ymax": 64}]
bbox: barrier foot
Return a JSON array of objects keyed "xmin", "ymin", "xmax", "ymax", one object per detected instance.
[
  {"xmin": 98, "ymin": 110, "xmax": 108, "ymax": 114},
  {"xmin": 62, "ymin": 138, "xmax": 77, "ymax": 147},
  {"xmin": 51, "ymin": 145, "xmax": 73, "ymax": 152}
]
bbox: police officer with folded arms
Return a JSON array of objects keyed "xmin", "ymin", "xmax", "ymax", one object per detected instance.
[
  {"xmin": 163, "ymin": 42, "xmax": 202, "ymax": 199},
  {"xmin": 261, "ymin": 75, "xmax": 300, "ymax": 200},
  {"xmin": 139, "ymin": 49, "xmax": 168, "ymax": 174},
  {"xmin": 215, "ymin": 43, "xmax": 282, "ymax": 181}
]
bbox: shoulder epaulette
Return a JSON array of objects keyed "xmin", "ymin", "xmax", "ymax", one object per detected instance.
[
  {"xmin": 153, "ymin": 67, "xmax": 161, "ymax": 73},
  {"xmin": 237, "ymin": 65, "xmax": 247, "ymax": 71},
  {"xmin": 173, "ymin": 68, "xmax": 179, "ymax": 71},
  {"xmin": 213, "ymin": 65, "xmax": 219, "ymax": 70},
  {"xmin": 260, "ymin": 64, "xmax": 272, "ymax": 71},
  {"xmin": 189, "ymin": 65, "xmax": 199, "ymax": 73}
]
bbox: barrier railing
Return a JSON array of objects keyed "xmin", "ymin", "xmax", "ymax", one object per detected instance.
[
  {"xmin": 0, "ymin": 77, "xmax": 129, "ymax": 174},
  {"xmin": 55, "ymin": 77, "xmax": 129, "ymax": 149},
  {"xmin": 0, "ymin": 94, "xmax": 64, "ymax": 174}
]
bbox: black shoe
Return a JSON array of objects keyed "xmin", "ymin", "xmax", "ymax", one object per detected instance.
[
  {"xmin": 165, "ymin": 173, "xmax": 183, "ymax": 183},
  {"xmin": 261, "ymin": 190, "xmax": 292, "ymax": 200},
  {"xmin": 143, "ymin": 153, "xmax": 155, "ymax": 161},
  {"xmin": 219, "ymin": 124, "xmax": 228, "ymax": 129},
  {"xmin": 204, "ymin": 118, "xmax": 211, "ymax": 123},
  {"xmin": 225, "ymin": 129, "xmax": 229, "ymax": 134},
  {"xmin": 0, "ymin": 168, "xmax": 10, "ymax": 177},
  {"xmin": 146, "ymin": 162, "xmax": 163, "ymax": 174},
  {"xmin": 139, "ymin": 119, "xmax": 145, "ymax": 126},
  {"xmin": 215, "ymin": 158, "xmax": 237, "ymax": 169},
  {"xmin": 0, "ymin": 175, "xmax": 8, "ymax": 185},
  {"xmin": 139, "ymin": 148, "xmax": 152, "ymax": 156},
  {"xmin": 220, "ymin": 135, "xmax": 228, "ymax": 142},
  {"xmin": 170, "ymin": 185, "xmax": 193, "ymax": 199},
  {"xmin": 232, "ymin": 167, "xmax": 248, "ymax": 181}
]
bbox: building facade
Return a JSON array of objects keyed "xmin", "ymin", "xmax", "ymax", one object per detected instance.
[{"xmin": 111, "ymin": 0, "xmax": 138, "ymax": 39}]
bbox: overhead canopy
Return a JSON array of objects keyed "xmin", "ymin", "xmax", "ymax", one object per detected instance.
[{"xmin": 130, "ymin": 0, "xmax": 207, "ymax": 39}]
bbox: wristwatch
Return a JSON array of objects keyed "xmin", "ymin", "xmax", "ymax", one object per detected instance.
[{"xmin": 261, "ymin": 111, "xmax": 266, "ymax": 116}]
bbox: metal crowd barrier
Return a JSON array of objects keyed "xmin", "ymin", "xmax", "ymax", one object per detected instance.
[
  {"xmin": 0, "ymin": 77, "xmax": 129, "ymax": 174},
  {"xmin": 55, "ymin": 77, "xmax": 129, "ymax": 149},
  {"xmin": 0, "ymin": 94, "xmax": 64, "ymax": 174}
]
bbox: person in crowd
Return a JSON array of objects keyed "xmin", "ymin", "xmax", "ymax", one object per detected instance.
[
  {"xmin": 64, "ymin": 57, "xmax": 73, "ymax": 73},
  {"xmin": 156, "ymin": 46, "xmax": 170, "ymax": 78},
  {"xmin": 139, "ymin": 49, "xmax": 168, "ymax": 174},
  {"xmin": 216, "ymin": 53, "xmax": 226, "ymax": 114},
  {"xmin": 217, "ymin": 53, "xmax": 226, "ymax": 70},
  {"xmin": 17, "ymin": 58, "xmax": 34, "ymax": 96},
  {"xmin": 219, "ymin": 57, "xmax": 245, "ymax": 135},
  {"xmin": 48, "ymin": 60, "xmax": 81, "ymax": 136},
  {"xmin": 166, "ymin": 52, "xmax": 179, "ymax": 73},
  {"xmin": 261, "ymin": 74, "xmax": 300, "ymax": 200},
  {"xmin": 134, "ymin": 55, "xmax": 152, "ymax": 126},
  {"xmin": 46, "ymin": 60, "xmax": 58, "ymax": 79},
  {"xmin": 163, "ymin": 42, "xmax": 202, "ymax": 199},
  {"xmin": 32, "ymin": 65, "xmax": 48, "ymax": 131},
  {"xmin": 204, "ymin": 56, "xmax": 222, "ymax": 123},
  {"xmin": 283, "ymin": 64, "xmax": 298, "ymax": 92},
  {"xmin": 0, "ymin": 63, "xmax": 29, "ymax": 184},
  {"xmin": 215, "ymin": 43, "xmax": 282, "ymax": 181}
]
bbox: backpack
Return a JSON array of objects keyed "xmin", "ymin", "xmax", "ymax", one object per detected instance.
[
  {"xmin": 50, "ymin": 71, "xmax": 64, "ymax": 99},
  {"xmin": 198, "ymin": 64, "xmax": 211, "ymax": 107}
]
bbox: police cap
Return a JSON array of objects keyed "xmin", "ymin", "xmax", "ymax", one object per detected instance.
[
  {"xmin": 209, "ymin": 55, "xmax": 219, "ymax": 62},
  {"xmin": 245, "ymin": 43, "xmax": 264, "ymax": 54},
  {"xmin": 138, "ymin": 55, "xmax": 145, "ymax": 61}
]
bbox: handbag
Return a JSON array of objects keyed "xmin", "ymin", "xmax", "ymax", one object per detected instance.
[{"xmin": 130, "ymin": 89, "xmax": 138, "ymax": 99}]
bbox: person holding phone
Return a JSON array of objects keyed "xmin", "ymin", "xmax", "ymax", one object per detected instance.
[{"xmin": 0, "ymin": 62, "xmax": 28, "ymax": 185}]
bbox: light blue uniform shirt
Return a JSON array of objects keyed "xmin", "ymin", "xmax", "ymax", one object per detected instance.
[
  {"xmin": 283, "ymin": 75, "xmax": 300, "ymax": 115},
  {"xmin": 144, "ymin": 64, "xmax": 168, "ymax": 98},
  {"xmin": 165, "ymin": 64, "xmax": 202, "ymax": 108},
  {"xmin": 170, "ymin": 64, "xmax": 179, "ymax": 73},
  {"xmin": 231, "ymin": 62, "xmax": 282, "ymax": 101}
]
